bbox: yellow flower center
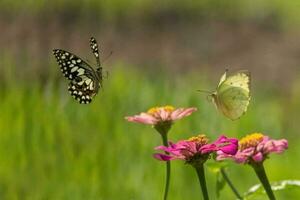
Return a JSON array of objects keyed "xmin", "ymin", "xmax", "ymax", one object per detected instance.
[
  {"xmin": 147, "ymin": 105, "xmax": 175, "ymax": 115},
  {"xmin": 187, "ymin": 134, "xmax": 209, "ymax": 145},
  {"xmin": 239, "ymin": 133, "xmax": 264, "ymax": 150}
]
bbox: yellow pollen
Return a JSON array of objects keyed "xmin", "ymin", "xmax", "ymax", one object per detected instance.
[
  {"xmin": 187, "ymin": 134, "xmax": 209, "ymax": 145},
  {"xmin": 239, "ymin": 133, "xmax": 264, "ymax": 150},
  {"xmin": 147, "ymin": 105, "xmax": 175, "ymax": 115}
]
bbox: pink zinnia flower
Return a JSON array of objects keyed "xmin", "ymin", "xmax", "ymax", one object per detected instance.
[
  {"xmin": 154, "ymin": 134, "xmax": 238, "ymax": 165},
  {"xmin": 126, "ymin": 105, "xmax": 197, "ymax": 135},
  {"xmin": 217, "ymin": 133, "xmax": 288, "ymax": 164},
  {"xmin": 125, "ymin": 105, "xmax": 197, "ymax": 125}
]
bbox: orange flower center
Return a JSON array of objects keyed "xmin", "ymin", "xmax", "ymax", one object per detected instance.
[
  {"xmin": 147, "ymin": 105, "xmax": 175, "ymax": 115},
  {"xmin": 239, "ymin": 133, "xmax": 264, "ymax": 150},
  {"xmin": 187, "ymin": 134, "xmax": 209, "ymax": 145}
]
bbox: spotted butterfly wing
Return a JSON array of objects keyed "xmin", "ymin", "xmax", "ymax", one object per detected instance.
[
  {"xmin": 53, "ymin": 37, "xmax": 103, "ymax": 104},
  {"xmin": 211, "ymin": 70, "xmax": 251, "ymax": 120}
]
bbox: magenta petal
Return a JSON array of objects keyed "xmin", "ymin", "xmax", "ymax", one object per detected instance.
[
  {"xmin": 220, "ymin": 144, "xmax": 238, "ymax": 155},
  {"xmin": 153, "ymin": 153, "xmax": 173, "ymax": 161},
  {"xmin": 214, "ymin": 135, "xmax": 227, "ymax": 143},
  {"xmin": 212, "ymin": 135, "xmax": 239, "ymax": 155},
  {"xmin": 155, "ymin": 145, "xmax": 173, "ymax": 154},
  {"xmin": 215, "ymin": 135, "xmax": 238, "ymax": 146}
]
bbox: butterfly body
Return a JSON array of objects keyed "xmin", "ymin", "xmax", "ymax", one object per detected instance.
[
  {"xmin": 210, "ymin": 70, "xmax": 251, "ymax": 120},
  {"xmin": 53, "ymin": 37, "xmax": 103, "ymax": 104}
]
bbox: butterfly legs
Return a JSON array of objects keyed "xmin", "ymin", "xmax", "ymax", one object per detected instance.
[{"xmin": 103, "ymin": 70, "xmax": 109, "ymax": 79}]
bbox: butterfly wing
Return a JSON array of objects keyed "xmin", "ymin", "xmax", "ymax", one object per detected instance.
[
  {"xmin": 89, "ymin": 37, "xmax": 100, "ymax": 63},
  {"xmin": 68, "ymin": 81, "xmax": 95, "ymax": 104},
  {"xmin": 53, "ymin": 49, "xmax": 100, "ymax": 104},
  {"xmin": 53, "ymin": 49, "xmax": 96, "ymax": 80},
  {"xmin": 215, "ymin": 71, "xmax": 251, "ymax": 120}
]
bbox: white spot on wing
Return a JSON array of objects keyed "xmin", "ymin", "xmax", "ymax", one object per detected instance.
[
  {"xmin": 77, "ymin": 68, "xmax": 85, "ymax": 75},
  {"xmin": 85, "ymin": 79, "xmax": 92, "ymax": 85},
  {"xmin": 89, "ymin": 83, "xmax": 94, "ymax": 90},
  {"xmin": 71, "ymin": 66, "xmax": 78, "ymax": 72}
]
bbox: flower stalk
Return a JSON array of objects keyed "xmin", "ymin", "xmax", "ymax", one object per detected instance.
[
  {"xmin": 160, "ymin": 132, "xmax": 171, "ymax": 200},
  {"xmin": 194, "ymin": 163, "xmax": 209, "ymax": 200},
  {"xmin": 216, "ymin": 133, "xmax": 287, "ymax": 200},
  {"xmin": 154, "ymin": 134, "xmax": 238, "ymax": 200},
  {"xmin": 220, "ymin": 168, "xmax": 243, "ymax": 200},
  {"xmin": 155, "ymin": 121, "xmax": 172, "ymax": 200},
  {"xmin": 126, "ymin": 106, "xmax": 197, "ymax": 200},
  {"xmin": 252, "ymin": 163, "xmax": 276, "ymax": 200}
]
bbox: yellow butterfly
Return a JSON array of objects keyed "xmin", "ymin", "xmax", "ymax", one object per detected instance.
[{"xmin": 200, "ymin": 70, "xmax": 251, "ymax": 120}]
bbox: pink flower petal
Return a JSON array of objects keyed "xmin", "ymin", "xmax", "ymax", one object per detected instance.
[
  {"xmin": 159, "ymin": 109, "xmax": 171, "ymax": 121},
  {"xmin": 216, "ymin": 134, "xmax": 288, "ymax": 164},
  {"xmin": 234, "ymin": 155, "xmax": 248, "ymax": 164},
  {"xmin": 216, "ymin": 151, "xmax": 232, "ymax": 161},
  {"xmin": 200, "ymin": 144, "xmax": 217, "ymax": 154},
  {"xmin": 252, "ymin": 152, "xmax": 264, "ymax": 162},
  {"xmin": 153, "ymin": 153, "xmax": 174, "ymax": 161},
  {"xmin": 264, "ymin": 139, "xmax": 288, "ymax": 154},
  {"xmin": 154, "ymin": 134, "xmax": 238, "ymax": 163},
  {"xmin": 171, "ymin": 108, "xmax": 197, "ymax": 121},
  {"xmin": 125, "ymin": 113, "xmax": 158, "ymax": 125}
]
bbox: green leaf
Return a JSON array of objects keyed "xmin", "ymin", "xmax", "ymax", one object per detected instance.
[
  {"xmin": 244, "ymin": 180, "xmax": 300, "ymax": 199},
  {"xmin": 206, "ymin": 161, "xmax": 228, "ymax": 173}
]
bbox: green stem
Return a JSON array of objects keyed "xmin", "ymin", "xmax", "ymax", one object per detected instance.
[
  {"xmin": 161, "ymin": 133, "xmax": 171, "ymax": 200},
  {"xmin": 220, "ymin": 168, "xmax": 243, "ymax": 200},
  {"xmin": 252, "ymin": 163, "xmax": 276, "ymax": 200},
  {"xmin": 195, "ymin": 163, "xmax": 209, "ymax": 200}
]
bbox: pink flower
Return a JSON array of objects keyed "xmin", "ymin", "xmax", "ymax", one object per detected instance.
[
  {"xmin": 125, "ymin": 106, "xmax": 197, "ymax": 125},
  {"xmin": 154, "ymin": 135, "xmax": 238, "ymax": 165},
  {"xmin": 216, "ymin": 133, "xmax": 288, "ymax": 164}
]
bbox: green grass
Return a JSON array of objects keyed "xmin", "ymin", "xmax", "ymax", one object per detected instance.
[{"xmin": 0, "ymin": 64, "xmax": 300, "ymax": 199}]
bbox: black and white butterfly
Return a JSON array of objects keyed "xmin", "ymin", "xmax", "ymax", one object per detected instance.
[{"xmin": 53, "ymin": 37, "xmax": 103, "ymax": 104}]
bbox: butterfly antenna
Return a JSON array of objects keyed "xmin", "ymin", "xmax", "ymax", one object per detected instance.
[
  {"xmin": 102, "ymin": 51, "xmax": 113, "ymax": 64},
  {"xmin": 197, "ymin": 89, "xmax": 212, "ymax": 94}
]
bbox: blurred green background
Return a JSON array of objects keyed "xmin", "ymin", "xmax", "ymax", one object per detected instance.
[{"xmin": 1, "ymin": 0, "xmax": 300, "ymax": 199}]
